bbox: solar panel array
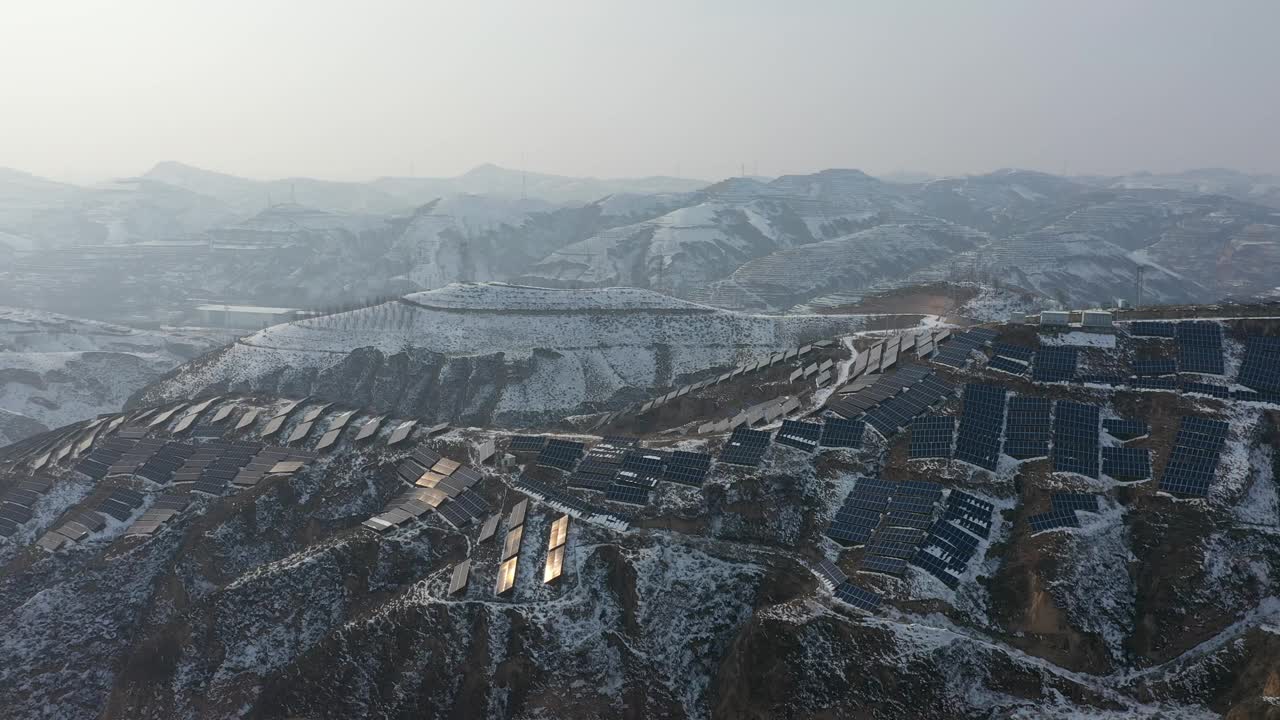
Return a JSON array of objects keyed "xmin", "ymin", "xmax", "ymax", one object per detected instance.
[
  {"xmin": 819, "ymin": 417, "xmax": 864, "ymax": 448},
  {"xmin": 1176, "ymin": 321, "xmax": 1224, "ymax": 375},
  {"xmin": 638, "ymin": 341, "xmax": 824, "ymax": 416},
  {"xmin": 833, "ymin": 582, "xmax": 882, "ymax": 612},
  {"xmin": 124, "ymin": 492, "xmax": 190, "ymax": 537},
  {"xmin": 1130, "ymin": 321, "xmax": 1177, "ymax": 337},
  {"xmin": 605, "ymin": 482, "xmax": 650, "ymax": 505},
  {"xmin": 1103, "ymin": 418, "xmax": 1148, "ymax": 440},
  {"xmin": 509, "ymin": 435, "xmax": 548, "ymax": 453},
  {"xmin": 953, "ymin": 384, "xmax": 1007, "ymax": 471},
  {"xmin": 1003, "ymin": 396, "xmax": 1052, "ymax": 459},
  {"xmin": 1238, "ymin": 336, "xmax": 1280, "ymax": 396},
  {"xmin": 827, "ymin": 477, "xmax": 893, "ymax": 545},
  {"xmin": 1032, "ymin": 347, "xmax": 1078, "ymax": 383},
  {"xmin": 776, "ymin": 420, "xmax": 822, "ymax": 452},
  {"xmin": 719, "ymin": 426, "xmax": 772, "ymax": 466},
  {"xmin": 829, "ymin": 364, "xmax": 931, "ymax": 418},
  {"xmin": 1134, "ymin": 358, "xmax": 1177, "ymax": 377},
  {"xmin": 815, "ymin": 557, "xmax": 847, "ymax": 591},
  {"xmin": 568, "ymin": 439, "xmax": 626, "ymax": 491},
  {"xmin": 828, "ymin": 478, "xmax": 943, "ymax": 551},
  {"xmin": 0, "ymin": 475, "xmax": 54, "ymax": 537},
  {"xmin": 907, "ymin": 490, "xmax": 995, "ymax": 589},
  {"xmin": 1052, "ymin": 401, "xmax": 1100, "ymax": 477},
  {"xmin": 944, "ymin": 490, "xmax": 995, "ymax": 539},
  {"xmin": 544, "ymin": 514, "xmax": 570, "ymax": 583},
  {"xmin": 993, "ymin": 343, "xmax": 1035, "ymax": 362},
  {"xmin": 987, "ymin": 355, "xmax": 1029, "ymax": 376},
  {"xmin": 617, "ymin": 449, "xmax": 666, "ymax": 487},
  {"xmin": 908, "ymin": 416, "xmax": 954, "ymax": 459},
  {"xmin": 1158, "ymin": 416, "xmax": 1229, "ymax": 497},
  {"xmin": 1027, "ymin": 492, "xmax": 1101, "ymax": 534},
  {"xmin": 364, "ymin": 446, "xmax": 488, "ymax": 532},
  {"xmin": 664, "ymin": 450, "xmax": 712, "ymax": 486},
  {"xmin": 514, "ymin": 475, "xmax": 631, "ymax": 527},
  {"xmin": 1027, "ymin": 507, "xmax": 1080, "ymax": 533},
  {"xmin": 1134, "ymin": 376, "xmax": 1177, "ymax": 390},
  {"xmin": 861, "ymin": 373, "xmax": 954, "ymax": 438},
  {"xmin": 932, "ymin": 328, "xmax": 999, "ymax": 370},
  {"xmin": 537, "ymin": 439, "xmax": 585, "ymax": 472}
]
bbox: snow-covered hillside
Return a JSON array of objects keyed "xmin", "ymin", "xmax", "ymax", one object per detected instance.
[
  {"xmin": 136, "ymin": 283, "xmax": 876, "ymax": 425},
  {"xmin": 0, "ymin": 308, "xmax": 234, "ymax": 439}
]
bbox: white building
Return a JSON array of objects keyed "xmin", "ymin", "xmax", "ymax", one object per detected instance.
[
  {"xmin": 196, "ymin": 304, "xmax": 300, "ymax": 330},
  {"xmin": 1082, "ymin": 310, "xmax": 1114, "ymax": 328},
  {"xmin": 1039, "ymin": 310, "xmax": 1070, "ymax": 326}
]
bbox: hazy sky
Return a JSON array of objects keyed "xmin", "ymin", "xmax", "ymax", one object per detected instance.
[{"xmin": 2, "ymin": 0, "xmax": 1277, "ymax": 184}]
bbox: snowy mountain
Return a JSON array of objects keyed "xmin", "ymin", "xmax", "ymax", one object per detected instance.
[
  {"xmin": 0, "ymin": 308, "xmax": 234, "ymax": 441},
  {"xmin": 5, "ymin": 165, "xmax": 1280, "ymax": 322},
  {"xmin": 133, "ymin": 283, "xmax": 875, "ymax": 426}
]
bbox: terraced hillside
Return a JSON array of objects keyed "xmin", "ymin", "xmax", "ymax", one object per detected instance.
[
  {"xmin": 133, "ymin": 283, "xmax": 884, "ymax": 427},
  {"xmin": 1, "ymin": 308, "xmax": 1277, "ymax": 718}
]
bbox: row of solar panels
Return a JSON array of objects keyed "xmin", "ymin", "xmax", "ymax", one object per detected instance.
[
  {"xmin": 637, "ymin": 340, "xmax": 835, "ymax": 416},
  {"xmin": 566, "ymin": 440, "xmax": 715, "ymax": 506},
  {"xmin": 696, "ymin": 396, "xmax": 802, "ymax": 435},
  {"xmin": 930, "ymin": 327, "xmax": 999, "ymax": 370},
  {"xmin": 827, "ymin": 477, "xmax": 995, "ymax": 591}
]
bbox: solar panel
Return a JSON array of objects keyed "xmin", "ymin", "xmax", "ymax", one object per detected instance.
[
  {"xmin": 954, "ymin": 384, "xmax": 1007, "ymax": 471},
  {"xmin": 605, "ymin": 483, "xmax": 650, "ymax": 506},
  {"xmin": 987, "ymin": 356, "xmax": 1029, "ymax": 376},
  {"xmin": 544, "ymin": 544, "xmax": 566, "ymax": 583},
  {"xmin": 820, "ymin": 418, "xmax": 864, "ymax": 448},
  {"xmin": 260, "ymin": 415, "xmax": 286, "ymax": 438},
  {"xmin": 567, "ymin": 468, "xmax": 616, "ymax": 491},
  {"xmin": 1130, "ymin": 321, "xmax": 1177, "ymax": 337},
  {"xmin": 1238, "ymin": 336, "xmax": 1280, "ymax": 394},
  {"xmin": 662, "ymin": 451, "xmax": 712, "ymax": 486},
  {"xmin": 1182, "ymin": 381, "xmax": 1229, "ymax": 399},
  {"xmin": 235, "ymin": 408, "xmax": 262, "ymax": 430},
  {"xmin": 909, "ymin": 549, "xmax": 960, "ymax": 589},
  {"xmin": 815, "ymin": 557, "xmax": 847, "ymax": 589},
  {"xmin": 993, "ymin": 343, "xmax": 1035, "ymax": 362},
  {"xmin": 1028, "ymin": 507, "xmax": 1081, "ymax": 533},
  {"xmin": 719, "ymin": 426, "xmax": 771, "ymax": 466},
  {"xmin": 1158, "ymin": 416, "xmax": 1229, "ymax": 497},
  {"xmin": 386, "ymin": 421, "xmax": 416, "ymax": 446},
  {"xmin": 1134, "ymin": 358, "xmax": 1177, "ymax": 376},
  {"xmin": 536, "ymin": 439, "xmax": 585, "ymax": 471},
  {"xmin": 507, "ymin": 498, "xmax": 528, "ymax": 529},
  {"xmin": 448, "ymin": 560, "xmax": 470, "ymax": 594},
  {"xmin": 477, "ymin": 514, "xmax": 501, "ymax": 542},
  {"xmin": 501, "ymin": 525, "xmax": 524, "ymax": 560},
  {"xmin": 548, "ymin": 514, "xmax": 569, "ymax": 549},
  {"xmin": 908, "ymin": 416, "xmax": 954, "ymax": 459},
  {"xmin": 1032, "ymin": 347, "xmax": 1077, "ymax": 383},
  {"xmin": 1052, "ymin": 401, "xmax": 1100, "ymax": 478},
  {"xmin": 1003, "ymin": 396, "xmax": 1051, "ymax": 459},
  {"xmin": 1102, "ymin": 418, "xmax": 1147, "ymax": 440},
  {"xmin": 495, "ymin": 557, "xmax": 518, "ymax": 595},
  {"xmin": 833, "ymin": 581, "xmax": 881, "ymax": 612},
  {"xmin": 1051, "ymin": 492, "xmax": 1100, "ymax": 513},
  {"xmin": 1179, "ymin": 347, "xmax": 1225, "ymax": 375},
  {"xmin": 860, "ymin": 555, "xmax": 908, "ymax": 576},
  {"xmin": 315, "ymin": 428, "xmax": 342, "ymax": 451},
  {"xmin": 776, "ymin": 420, "xmax": 822, "ymax": 452},
  {"xmin": 934, "ymin": 344, "xmax": 973, "ymax": 368}
]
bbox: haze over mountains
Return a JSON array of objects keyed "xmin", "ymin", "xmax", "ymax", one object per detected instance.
[{"xmin": 1, "ymin": 162, "xmax": 1279, "ymax": 323}]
